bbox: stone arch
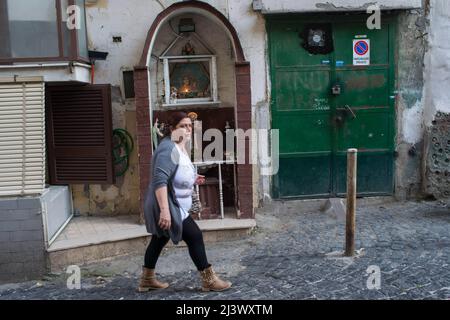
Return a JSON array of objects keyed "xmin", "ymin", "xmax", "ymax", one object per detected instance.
[{"xmin": 138, "ymin": 0, "xmax": 246, "ymax": 67}]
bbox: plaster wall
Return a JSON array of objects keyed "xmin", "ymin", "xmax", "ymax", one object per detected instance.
[{"xmin": 394, "ymin": 6, "xmax": 428, "ymax": 200}]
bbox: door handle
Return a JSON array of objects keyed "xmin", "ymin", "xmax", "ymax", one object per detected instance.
[
  {"xmin": 332, "ymin": 106, "xmax": 355, "ymax": 128},
  {"xmin": 333, "ymin": 110, "xmax": 346, "ymax": 127},
  {"xmin": 335, "ymin": 115, "xmax": 344, "ymax": 126},
  {"xmin": 331, "ymin": 84, "xmax": 342, "ymax": 95}
]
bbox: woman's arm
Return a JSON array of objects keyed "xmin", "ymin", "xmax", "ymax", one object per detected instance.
[
  {"xmin": 155, "ymin": 186, "xmax": 171, "ymax": 230},
  {"xmin": 152, "ymin": 143, "xmax": 178, "ymax": 231}
]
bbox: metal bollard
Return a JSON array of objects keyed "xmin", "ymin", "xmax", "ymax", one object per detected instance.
[{"xmin": 345, "ymin": 148, "xmax": 358, "ymax": 257}]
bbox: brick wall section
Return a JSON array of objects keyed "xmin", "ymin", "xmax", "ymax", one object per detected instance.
[
  {"xmin": 235, "ymin": 62, "xmax": 254, "ymax": 219},
  {"xmin": 0, "ymin": 198, "xmax": 46, "ymax": 284},
  {"xmin": 134, "ymin": 67, "xmax": 152, "ymax": 224}
]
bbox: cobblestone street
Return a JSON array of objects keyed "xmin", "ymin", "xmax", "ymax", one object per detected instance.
[{"xmin": 0, "ymin": 199, "xmax": 449, "ymax": 300}]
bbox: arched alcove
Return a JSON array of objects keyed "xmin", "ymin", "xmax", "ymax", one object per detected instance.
[{"xmin": 134, "ymin": 1, "xmax": 253, "ymax": 222}]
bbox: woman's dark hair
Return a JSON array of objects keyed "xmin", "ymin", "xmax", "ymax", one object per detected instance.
[{"xmin": 162, "ymin": 111, "xmax": 189, "ymax": 137}]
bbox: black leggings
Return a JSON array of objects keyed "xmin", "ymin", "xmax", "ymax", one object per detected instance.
[{"xmin": 144, "ymin": 216, "xmax": 210, "ymax": 271}]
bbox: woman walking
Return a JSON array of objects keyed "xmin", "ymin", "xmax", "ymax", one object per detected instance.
[{"xmin": 139, "ymin": 111, "xmax": 232, "ymax": 292}]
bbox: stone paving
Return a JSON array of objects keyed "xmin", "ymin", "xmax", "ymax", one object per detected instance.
[{"xmin": 0, "ymin": 199, "xmax": 449, "ymax": 300}]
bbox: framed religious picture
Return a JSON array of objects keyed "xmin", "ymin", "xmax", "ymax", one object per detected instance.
[{"xmin": 160, "ymin": 54, "xmax": 219, "ymax": 107}]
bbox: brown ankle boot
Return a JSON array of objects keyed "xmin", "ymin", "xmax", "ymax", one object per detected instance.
[
  {"xmin": 138, "ymin": 266, "xmax": 169, "ymax": 292},
  {"xmin": 199, "ymin": 266, "xmax": 232, "ymax": 292}
]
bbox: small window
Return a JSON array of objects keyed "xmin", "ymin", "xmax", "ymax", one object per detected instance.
[
  {"xmin": 2, "ymin": 0, "xmax": 59, "ymax": 58},
  {"xmin": 0, "ymin": 0, "xmax": 89, "ymax": 62},
  {"xmin": 123, "ymin": 70, "xmax": 135, "ymax": 99}
]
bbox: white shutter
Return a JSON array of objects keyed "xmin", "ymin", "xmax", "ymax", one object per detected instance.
[{"xmin": 0, "ymin": 77, "xmax": 45, "ymax": 196}]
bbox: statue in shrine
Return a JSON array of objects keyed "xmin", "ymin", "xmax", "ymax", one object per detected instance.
[
  {"xmin": 170, "ymin": 86, "xmax": 178, "ymax": 104},
  {"xmin": 152, "ymin": 118, "xmax": 164, "ymax": 150},
  {"xmin": 182, "ymin": 41, "xmax": 195, "ymax": 56}
]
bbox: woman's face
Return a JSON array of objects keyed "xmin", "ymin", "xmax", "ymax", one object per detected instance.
[{"xmin": 171, "ymin": 117, "xmax": 192, "ymax": 143}]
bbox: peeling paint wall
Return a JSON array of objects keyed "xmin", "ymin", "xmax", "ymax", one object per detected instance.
[
  {"xmin": 71, "ymin": 101, "xmax": 140, "ymax": 216},
  {"xmin": 423, "ymin": 0, "xmax": 450, "ymax": 199},
  {"xmin": 423, "ymin": 0, "xmax": 450, "ymax": 125},
  {"xmin": 402, "ymin": 101, "xmax": 424, "ymax": 145},
  {"xmin": 394, "ymin": 5, "xmax": 428, "ymax": 200}
]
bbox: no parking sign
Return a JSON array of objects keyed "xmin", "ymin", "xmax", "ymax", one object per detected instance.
[{"xmin": 353, "ymin": 39, "xmax": 370, "ymax": 66}]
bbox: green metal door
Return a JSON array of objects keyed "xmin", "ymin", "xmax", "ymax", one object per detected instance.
[{"xmin": 268, "ymin": 14, "xmax": 396, "ymax": 199}]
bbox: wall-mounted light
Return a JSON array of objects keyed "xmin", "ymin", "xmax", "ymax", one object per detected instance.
[{"xmin": 178, "ymin": 18, "xmax": 195, "ymax": 33}]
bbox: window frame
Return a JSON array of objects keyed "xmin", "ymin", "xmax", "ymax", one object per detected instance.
[{"xmin": 0, "ymin": 0, "xmax": 90, "ymax": 64}]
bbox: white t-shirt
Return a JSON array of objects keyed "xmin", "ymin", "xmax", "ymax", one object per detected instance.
[{"xmin": 173, "ymin": 145, "xmax": 196, "ymax": 220}]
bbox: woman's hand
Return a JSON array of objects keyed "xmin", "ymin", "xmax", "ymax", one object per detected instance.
[
  {"xmin": 158, "ymin": 208, "xmax": 171, "ymax": 230},
  {"xmin": 195, "ymin": 174, "xmax": 206, "ymax": 185}
]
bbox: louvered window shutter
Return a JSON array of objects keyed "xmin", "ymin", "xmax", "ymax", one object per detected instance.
[
  {"xmin": 46, "ymin": 85, "xmax": 115, "ymax": 184},
  {"xmin": 0, "ymin": 78, "xmax": 45, "ymax": 196}
]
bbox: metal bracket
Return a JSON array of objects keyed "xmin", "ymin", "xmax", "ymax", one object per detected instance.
[
  {"xmin": 331, "ymin": 84, "xmax": 341, "ymax": 95},
  {"xmin": 252, "ymin": 0, "xmax": 264, "ymax": 11}
]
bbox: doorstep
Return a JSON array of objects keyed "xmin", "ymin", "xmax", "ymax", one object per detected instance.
[{"xmin": 47, "ymin": 215, "xmax": 256, "ymax": 272}]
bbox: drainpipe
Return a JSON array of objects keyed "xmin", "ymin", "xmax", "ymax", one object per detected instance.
[
  {"xmin": 88, "ymin": 50, "xmax": 109, "ymax": 85},
  {"xmin": 90, "ymin": 61, "xmax": 95, "ymax": 84}
]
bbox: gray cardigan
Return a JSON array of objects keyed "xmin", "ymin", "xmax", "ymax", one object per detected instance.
[{"xmin": 143, "ymin": 136, "xmax": 184, "ymax": 244}]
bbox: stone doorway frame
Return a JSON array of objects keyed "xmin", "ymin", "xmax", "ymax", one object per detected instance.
[{"xmin": 134, "ymin": 0, "xmax": 253, "ymax": 222}]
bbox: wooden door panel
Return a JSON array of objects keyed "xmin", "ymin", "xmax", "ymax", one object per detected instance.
[
  {"xmin": 334, "ymin": 69, "xmax": 390, "ymax": 107},
  {"xmin": 46, "ymin": 84, "xmax": 115, "ymax": 185},
  {"xmin": 274, "ymin": 70, "xmax": 331, "ymax": 111},
  {"xmin": 268, "ymin": 15, "xmax": 396, "ymax": 198},
  {"xmin": 336, "ymin": 109, "xmax": 392, "ymax": 151},
  {"xmin": 274, "ymin": 155, "xmax": 332, "ymax": 198},
  {"xmin": 332, "ymin": 19, "xmax": 395, "ymax": 195},
  {"xmin": 336, "ymin": 153, "xmax": 394, "ymax": 195},
  {"xmin": 274, "ymin": 113, "xmax": 332, "ymax": 154}
]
